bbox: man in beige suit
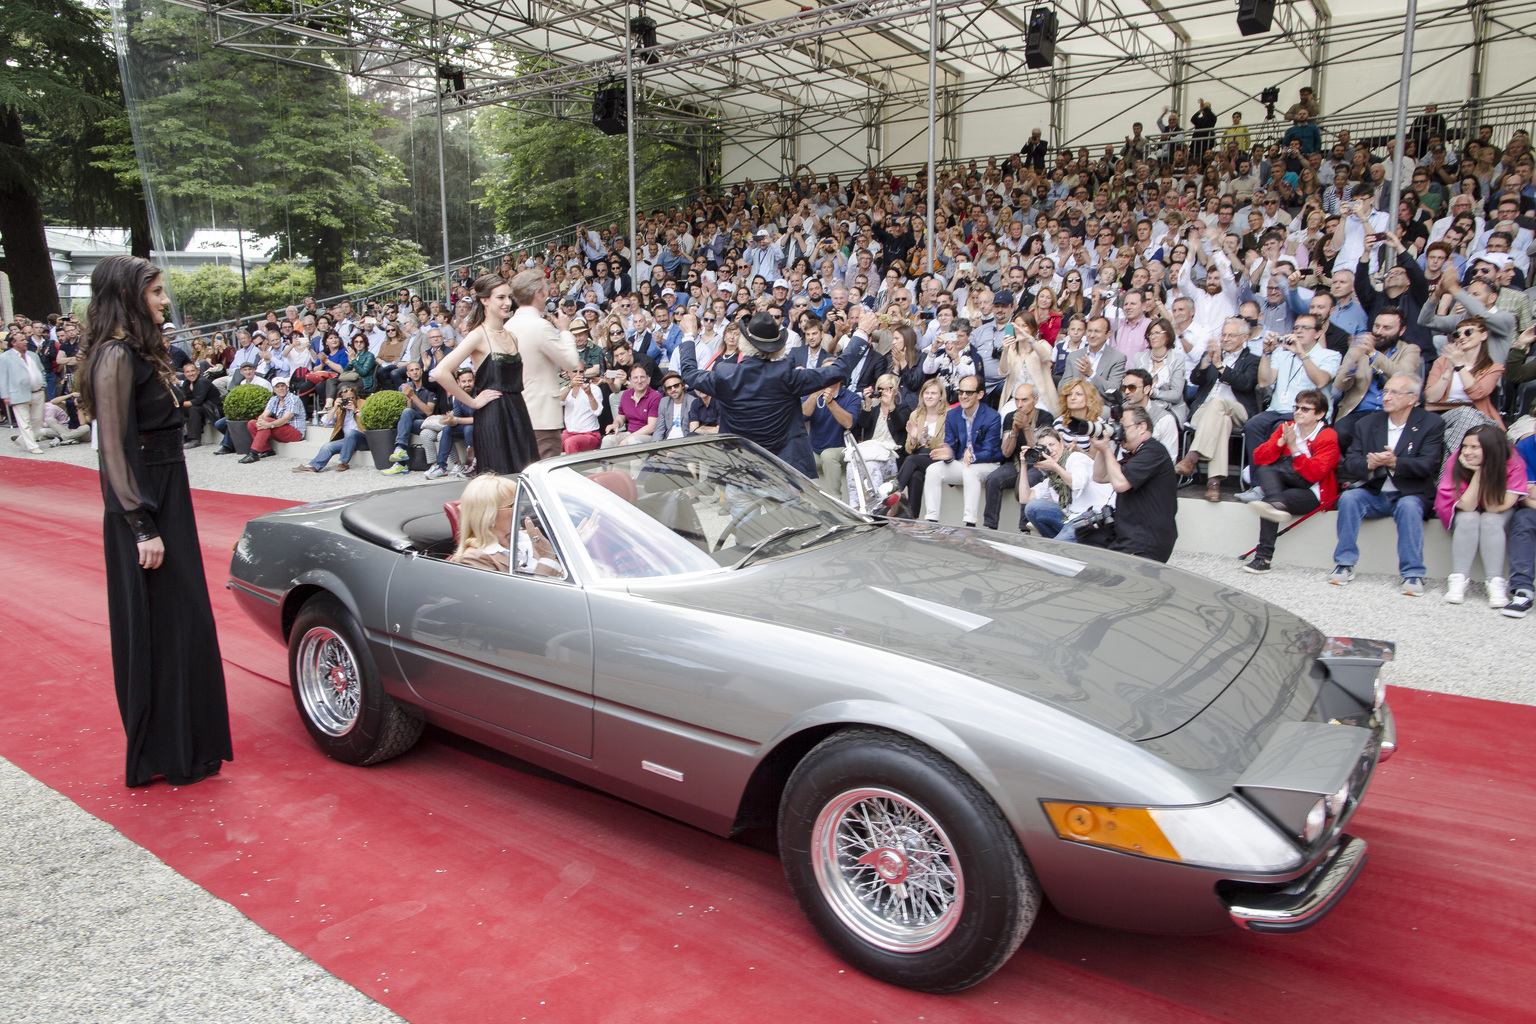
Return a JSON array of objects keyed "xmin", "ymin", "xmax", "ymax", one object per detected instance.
[{"xmin": 509, "ymin": 268, "xmax": 583, "ymax": 460}]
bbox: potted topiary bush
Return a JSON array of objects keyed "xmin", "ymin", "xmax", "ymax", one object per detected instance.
[
  {"xmin": 221, "ymin": 383, "xmax": 273, "ymax": 455},
  {"xmin": 358, "ymin": 389, "xmax": 409, "ymax": 470}
]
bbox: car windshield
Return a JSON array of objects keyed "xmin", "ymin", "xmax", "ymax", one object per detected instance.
[{"xmin": 544, "ymin": 438, "xmax": 868, "ymax": 579}]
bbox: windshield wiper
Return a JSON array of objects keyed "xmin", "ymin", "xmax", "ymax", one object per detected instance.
[{"xmin": 731, "ymin": 523, "xmax": 825, "ymax": 570}]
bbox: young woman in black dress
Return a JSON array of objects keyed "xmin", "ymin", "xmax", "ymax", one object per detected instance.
[
  {"xmin": 429, "ymin": 273, "xmax": 539, "ymax": 473},
  {"xmin": 78, "ymin": 255, "xmax": 232, "ymax": 787}
]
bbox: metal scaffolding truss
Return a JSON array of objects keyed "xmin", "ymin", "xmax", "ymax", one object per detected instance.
[{"xmin": 167, "ymin": 0, "xmax": 1536, "ymax": 146}]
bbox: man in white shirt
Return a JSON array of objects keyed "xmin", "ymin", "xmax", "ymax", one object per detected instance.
[
  {"xmin": 1332, "ymin": 190, "xmax": 1392, "ymax": 273},
  {"xmin": 1176, "ymin": 245, "xmax": 1238, "ymax": 342},
  {"xmin": 1238, "ymin": 313, "xmax": 1341, "ymax": 497},
  {"xmin": 506, "ymin": 268, "xmax": 583, "ymax": 461}
]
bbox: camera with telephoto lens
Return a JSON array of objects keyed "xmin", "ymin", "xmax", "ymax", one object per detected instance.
[
  {"xmin": 1067, "ymin": 417, "xmax": 1125, "ymax": 446},
  {"xmin": 1022, "ymin": 445, "xmax": 1048, "ymax": 466},
  {"xmin": 1076, "ymin": 504, "xmax": 1116, "ymax": 533}
]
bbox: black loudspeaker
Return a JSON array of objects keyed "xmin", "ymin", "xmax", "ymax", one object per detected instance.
[
  {"xmin": 592, "ymin": 85, "xmax": 627, "ymax": 136},
  {"xmin": 1025, "ymin": 7, "xmax": 1057, "ymax": 69},
  {"xmin": 1237, "ymin": 0, "xmax": 1275, "ymax": 35}
]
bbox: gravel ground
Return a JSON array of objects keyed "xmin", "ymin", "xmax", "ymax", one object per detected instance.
[
  {"xmin": 2, "ymin": 440, "xmax": 1531, "ymax": 1021},
  {"xmin": 0, "ymin": 758, "xmax": 403, "ymax": 1024},
  {"xmin": 1169, "ymin": 552, "xmax": 1536, "ymax": 707}
]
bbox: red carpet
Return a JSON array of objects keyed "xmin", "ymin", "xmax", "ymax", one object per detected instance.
[{"xmin": 2, "ymin": 457, "xmax": 1533, "ymax": 1024}]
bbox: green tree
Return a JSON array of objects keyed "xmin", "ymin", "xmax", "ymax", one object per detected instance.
[
  {"xmin": 116, "ymin": 3, "xmax": 405, "ymax": 297},
  {"xmin": 0, "ymin": 0, "xmax": 142, "ymax": 317},
  {"xmin": 476, "ymin": 103, "xmax": 702, "ymax": 239},
  {"xmin": 380, "ymin": 112, "xmax": 496, "ymax": 266}
]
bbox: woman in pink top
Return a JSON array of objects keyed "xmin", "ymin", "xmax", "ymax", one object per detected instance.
[{"xmin": 1436, "ymin": 424, "xmax": 1528, "ymax": 607}]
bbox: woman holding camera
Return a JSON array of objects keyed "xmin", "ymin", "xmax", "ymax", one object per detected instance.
[
  {"xmin": 1436, "ymin": 424, "xmax": 1527, "ymax": 606},
  {"xmin": 295, "ymin": 385, "xmax": 371, "ymax": 472},
  {"xmin": 1021, "ymin": 427, "xmax": 1114, "ymax": 541}
]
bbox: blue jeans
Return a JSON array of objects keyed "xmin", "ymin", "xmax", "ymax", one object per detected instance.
[
  {"xmin": 394, "ymin": 407, "xmax": 427, "ymax": 449},
  {"xmin": 1508, "ymin": 506, "xmax": 1536, "ymax": 594},
  {"xmin": 1023, "ymin": 498, "xmax": 1065, "ymax": 537},
  {"xmin": 44, "ymin": 371, "xmax": 57, "ymax": 402},
  {"xmin": 309, "ymin": 429, "xmax": 368, "ymax": 470},
  {"xmin": 1333, "ymin": 488, "xmax": 1426, "ymax": 578},
  {"xmin": 437, "ymin": 423, "xmax": 471, "ymax": 468},
  {"xmin": 215, "ymin": 416, "xmax": 231, "ymax": 448}
]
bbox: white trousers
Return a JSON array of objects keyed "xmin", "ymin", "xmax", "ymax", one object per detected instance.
[
  {"xmin": 923, "ymin": 460, "xmax": 999, "ymax": 525},
  {"xmin": 9, "ymin": 391, "xmax": 46, "ymax": 453}
]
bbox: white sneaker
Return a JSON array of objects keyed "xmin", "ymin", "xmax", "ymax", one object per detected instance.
[
  {"xmin": 1444, "ymin": 573, "xmax": 1467, "ymax": 604},
  {"xmin": 1487, "ymin": 577, "xmax": 1509, "ymax": 609},
  {"xmin": 425, "ymin": 465, "xmax": 446, "ymax": 480}
]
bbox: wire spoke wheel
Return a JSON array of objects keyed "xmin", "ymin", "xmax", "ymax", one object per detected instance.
[
  {"xmin": 295, "ymin": 626, "xmax": 362, "ymax": 737},
  {"xmin": 812, "ymin": 787, "xmax": 964, "ymax": 952}
]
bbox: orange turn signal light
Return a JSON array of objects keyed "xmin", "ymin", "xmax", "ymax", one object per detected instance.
[{"xmin": 1041, "ymin": 802, "xmax": 1182, "ymax": 862}]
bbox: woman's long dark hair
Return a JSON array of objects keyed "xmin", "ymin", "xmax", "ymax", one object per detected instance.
[
  {"xmin": 464, "ymin": 273, "xmax": 507, "ymax": 332},
  {"xmin": 78, "ymin": 255, "xmax": 173, "ymax": 421},
  {"xmin": 1456, "ymin": 316, "xmax": 1496, "ymax": 374},
  {"xmin": 1455, "ymin": 424, "xmax": 1512, "ymax": 511}
]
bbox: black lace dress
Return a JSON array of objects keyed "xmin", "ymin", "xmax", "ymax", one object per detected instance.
[
  {"xmin": 473, "ymin": 351, "xmax": 539, "ymax": 474},
  {"xmin": 93, "ymin": 341, "xmax": 232, "ymax": 786}
]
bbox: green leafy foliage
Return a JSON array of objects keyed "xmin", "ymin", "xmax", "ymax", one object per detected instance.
[
  {"xmin": 476, "ymin": 100, "xmax": 702, "ymax": 238},
  {"xmin": 222, "ymin": 383, "xmax": 273, "ymax": 421},
  {"xmin": 117, "ymin": 4, "xmax": 405, "ymax": 296},
  {"xmin": 168, "ymin": 260, "xmax": 318, "ymax": 324},
  {"xmin": 358, "ymin": 389, "xmax": 407, "ymax": 431}
]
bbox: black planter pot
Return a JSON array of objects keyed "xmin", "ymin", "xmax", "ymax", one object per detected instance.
[
  {"xmin": 226, "ymin": 420, "xmax": 254, "ymax": 455},
  {"xmin": 364, "ymin": 429, "xmax": 397, "ymax": 470}
]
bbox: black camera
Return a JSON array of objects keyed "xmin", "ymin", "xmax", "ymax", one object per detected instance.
[
  {"xmin": 1076, "ymin": 504, "xmax": 1116, "ymax": 533},
  {"xmin": 1022, "ymin": 445, "xmax": 1047, "ymax": 466},
  {"xmin": 1066, "ymin": 417, "xmax": 1125, "ymax": 446}
]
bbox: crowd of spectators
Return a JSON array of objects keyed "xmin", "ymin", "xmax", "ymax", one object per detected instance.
[{"xmin": 6, "ymin": 90, "xmax": 1536, "ymax": 610}]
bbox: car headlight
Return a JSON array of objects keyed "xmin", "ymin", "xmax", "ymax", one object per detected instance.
[{"xmin": 1042, "ymin": 798, "xmax": 1304, "ymax": 873}]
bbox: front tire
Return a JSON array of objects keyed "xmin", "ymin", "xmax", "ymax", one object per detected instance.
[
  {"xmin": 778, "ymin": 728, "xmax": 1040, "ymax": 993},
  {"xmin": 288, "ymin": 595, "xmax": 423, "ymax": 765}
]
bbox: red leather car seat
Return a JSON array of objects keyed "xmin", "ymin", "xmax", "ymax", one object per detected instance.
[
  {"xmin": 587, "ymin": 470, "xmax": 637, "ymax": 505},
  {"xmin": 444, "ymin": 500, "xmax": 462, "ymax": 545}
]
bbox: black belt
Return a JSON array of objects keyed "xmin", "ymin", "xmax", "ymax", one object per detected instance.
[{"xmin": 139, "ymin": 427, "xmax": 185, "ymax": 466}]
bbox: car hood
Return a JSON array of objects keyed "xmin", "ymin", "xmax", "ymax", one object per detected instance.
[{"xmin": 628, "ymin": 521, "xmax": 1268, "ymax": 740}]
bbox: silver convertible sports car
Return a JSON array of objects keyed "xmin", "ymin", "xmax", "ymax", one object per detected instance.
[{"xmin": 229, "ymin": 435, "xmax": 1397, "ymax": 993}]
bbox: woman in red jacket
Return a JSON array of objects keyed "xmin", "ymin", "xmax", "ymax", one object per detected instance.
[{"xmin": 1242, "ymin": 388, "xmax": 1340, "ymax": 573}]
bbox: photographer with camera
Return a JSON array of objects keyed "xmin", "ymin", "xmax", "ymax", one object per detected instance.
[
  {"xmin": 982, "ymin": 381, "xmax": 1055, "ymax": 530},
  {"xmin": 1088, "ymin": 405, "xmax": 1179, "ymax": 562},
  {"xmin": 1021, "ymin": 427, "xmax": 1115, "ymax": 540}
]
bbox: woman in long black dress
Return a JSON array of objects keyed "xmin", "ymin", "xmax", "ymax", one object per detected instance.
[
  {"xmin": 429, "ymin": 273, "xmax": 539, "ymax": 474},
  {"xmin": 79, "ymin": 255, "xmax": 232, "ymax": 787}
]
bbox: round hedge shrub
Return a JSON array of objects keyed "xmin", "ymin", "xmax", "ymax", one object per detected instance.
[
  {"xmin": 222, "ymin": 383, "xmax": 273, "ymax": 422},
  {"xmin": 358, "ymin": 389, "xmax": 408, "ymax": 431}
]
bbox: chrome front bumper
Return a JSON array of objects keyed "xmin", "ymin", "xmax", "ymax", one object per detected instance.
[{"xmin": 1224, "ymin": 835, "xmax": 1369, "ymax": 933}]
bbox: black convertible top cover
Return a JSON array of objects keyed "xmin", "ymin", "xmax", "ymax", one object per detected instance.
[{"xmin": 339, "ymin": 480, "xmax": 471, "ymax": 553}]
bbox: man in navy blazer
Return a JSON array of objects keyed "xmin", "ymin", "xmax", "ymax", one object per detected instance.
[
  {"xmin": 1328, "ymin": 372, "xmax": 1445, "ymax": 594},
  {"xmin": 923, "ymin": 374, "xmax": 1004, "ymax": 526}
]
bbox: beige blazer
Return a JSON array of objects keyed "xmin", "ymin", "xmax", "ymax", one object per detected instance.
[{"xmin": 510, "ymin": 307, "xmax": 580, "ymax": 431}]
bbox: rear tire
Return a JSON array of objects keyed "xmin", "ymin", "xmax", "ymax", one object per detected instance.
[
  {"xmin": 778, "ymin": 728, "xmax": 1040, "ymax": 993},
  {"xmin": 288, "ymin": 594, "xmax": 422, "ymax": 765}
]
